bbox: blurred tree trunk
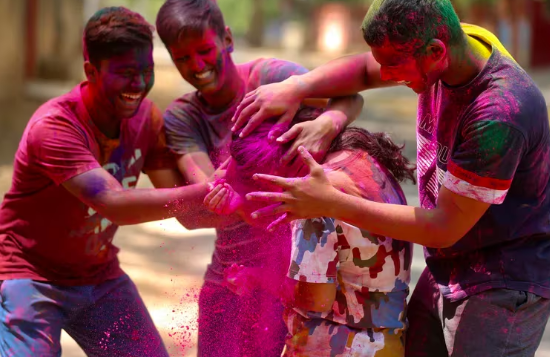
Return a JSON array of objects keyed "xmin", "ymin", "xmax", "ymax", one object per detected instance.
[{"xmin": 246, "ymin": 0, "xmax": 264, "ymax": 47}]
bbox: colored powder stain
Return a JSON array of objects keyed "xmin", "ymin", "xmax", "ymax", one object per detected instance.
[{"xmin": 164, "ymin": 287, "xmax": 201, "ymax": 356}]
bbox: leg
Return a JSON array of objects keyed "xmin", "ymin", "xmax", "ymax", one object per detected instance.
[
  {"xmin": 405, "ymin": 268, "xmax": 448, "ymax": 357},
  {"xmin": 0, "ymin": 279, "xmax": 66, "ymax": 357},
  {"xmin": 248, "ymin": 287, "xmax": 287, "ymax": 357},
  {"xmin": 64, "ymin": 274, "xmax": 168, "ymax": 357},
  {"xmin": 445, "ymin": 289, "xmax": 550, "ymax": 357},
  {"xmin": 197, "ymin": 281, "xmax": 241, "ymax": 357}
]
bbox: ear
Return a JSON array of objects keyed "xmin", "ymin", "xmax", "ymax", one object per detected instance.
[
  {"xmin": 425, "ymin": 39, "xmax": 447, "ymax": 62},
  {"xmin": 84, "ymin": 61, "xmax": 98, "ymax": 83},
  {"xmin": 224, "ymin": 26, "xmax": 234, "ymax": 53}
]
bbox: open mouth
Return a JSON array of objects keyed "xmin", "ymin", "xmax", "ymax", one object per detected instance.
[
  {"xmin": 396, "ymin": 80, "xmax": 411, "ymax": 86},
  {"xmin": 119, "ymin": 92, "xmax": 143, "ymax": 105},
  {"xmin": 195, "ymin": 70, "xmax": 214, "ymax": 81}
]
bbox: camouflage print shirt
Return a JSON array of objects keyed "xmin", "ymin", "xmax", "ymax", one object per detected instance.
[{"xmin": 284, "ymin": 150, "xmax": 412, "ymax": 356}]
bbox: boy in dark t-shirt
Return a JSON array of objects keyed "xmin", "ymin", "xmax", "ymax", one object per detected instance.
[
  {"xmin": 155, "ymin": 1, "xmax": 363, "ymax": 356},
  {"xmin": 233, "ymin": 1, "xmax": 550, "ymax": 356}
]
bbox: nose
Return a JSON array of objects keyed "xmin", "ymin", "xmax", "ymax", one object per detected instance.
[
  {"xmin": 189, "ymin": 55, "xmax": 206, "ymax": 72},
  {"xmin": 131, "ymin": 73, "xmax": 147, "ymax": 91}
]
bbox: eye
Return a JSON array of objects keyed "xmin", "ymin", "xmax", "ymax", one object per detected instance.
[{"xmin": 198, "ymin": 48, "xmax": 213, "ymax": 56}]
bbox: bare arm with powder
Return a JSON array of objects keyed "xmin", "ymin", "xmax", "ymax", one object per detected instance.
[{"xmin": 232, "ymin": 53, "xmax": 392, "ymax": 137}]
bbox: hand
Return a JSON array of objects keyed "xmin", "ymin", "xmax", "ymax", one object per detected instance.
[
  {"xmin": 223, "ymin": 264, "xmax": 258, "ymax": 296},
  {"xmin": 276, "ymin": 112, "xmax": 344, "ymax": 176},
  {"xmin": 204, "ymin": 182, "xmax": 244, "ymax": 215},
  {"xmin": 208, "ymin": 157, "xmax": 231, "ymax": 182},
  {"xmin": 246, "ymin": 146, "xmax": 341, "ymax": 230},
  {"xmin": 231, "ymin": 79, "xmax": 304, "ymax": 138}
]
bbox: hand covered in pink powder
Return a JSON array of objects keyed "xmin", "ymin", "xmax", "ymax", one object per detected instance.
[
  {"xmin": 204, "ymin": 181, "xmax": 244, "ymax": 215},
  {"xmin": 223, "ymin": 264, "xmax": 259, "ymax": 296},
  {"xmin": 246, "ymin": 146, "xmax": 340, "ymax": 231}
]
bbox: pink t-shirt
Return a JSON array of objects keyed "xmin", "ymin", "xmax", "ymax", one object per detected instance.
[{"xmin": 0, "ymin": 83, "xmax": 175, "ymax": 285}]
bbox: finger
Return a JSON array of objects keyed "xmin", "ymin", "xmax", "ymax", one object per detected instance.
[
  {"xmin": 218, "ymin": 157, "xmax": 232, "ymax": 170},
  {"xmin": 275, "ymin": 124, "xmax": 302, "ymax": 144},
  {"xmin": 232, "ymin": 93, "xmax": 256, "ymax": 124},
  {"xmin": 246, "ymin": 191, "xmax": 294, "ymax": 203},
  {"xmin": 209, "ymin": 187, "xmax": 227, "ymax": 210},
  {"xmin": 232, "ymin": 102, "xmax": 259, "ymax": 132},
  {"xmin": 204, "ymin": 184, "xmax": 224, "ymax": 206},
  {"xmin": 280, "ymin": 139, "xmax": 300, "ymax": 166},
  {"xmin": 251, "ymin": 203, "xmax": 289, "ymax": 219},
  {"xmin": 266, "ymin": 213, "xmax": 288, "ymax": 232},
  {"xmin": 298, "ymin": 146, "xmax": 323, "ymax": 173},
  {"xmin": 213, "ymin": 186, "xmax": 230, "ymax": 213},
  {"xmin": 239, "ymin": 108, "xmax": 270, "ymax": 138},
  {"xmin": 252, "ymin": 173, "xmax": 292, "ymax": 189}
]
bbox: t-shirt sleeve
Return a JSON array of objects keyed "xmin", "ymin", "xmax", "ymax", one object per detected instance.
[
  {"xmin": 26, "ymin": 116, "xmax": 101, "ymax": 185},
  {"xmin": 444, "ymin": 120, "xmax": 526, "ymax": 204},
  {"xmin": 163, "ymin": 101, "xmax": 208, "ymax": 156},
  {"xmin": 256, "ymin": 58, "xmax": 309, "ymax": 85},
  {"xmin": 288, "ymin": 217, "xmax": 339, "ymax": 284},
  {"xmin": 142, "ymin": 104, "xmax": 178, "ymax": 171}
]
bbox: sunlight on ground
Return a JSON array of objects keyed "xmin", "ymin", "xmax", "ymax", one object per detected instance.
[{"xmin": 140, "ymin": 218, "xmax": 216, "ymax": 237}]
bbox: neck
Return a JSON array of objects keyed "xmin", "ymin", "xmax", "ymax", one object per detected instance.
[
  {"xmin": 200, "ymin": 61, "xmax": 244, "ymax": 110},
  {"xmin": 82, "ymin": 84, "xmax": 121, "ymax": 139},
  {"xmin": 440, "ymin": 34, "xmax": 491, "ymax": 87}
]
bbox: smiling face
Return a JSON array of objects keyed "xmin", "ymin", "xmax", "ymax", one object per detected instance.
[
  {"xmin": 371, "ymin": 39, "xmax": 447, "ymax": 94},
  {"xmin": 168, "ymin": 27, "xmax": 233, "ymax": 95},
  {"xmin": 86, "ymin": 45, "xmax": 154, "ymax": 119}
]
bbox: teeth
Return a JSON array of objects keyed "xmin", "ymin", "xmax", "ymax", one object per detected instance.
[
  {"xmin": 396, "ymin": 81, "xmax": 411, "ymax": 85},
  {"xmin": 121, "ymin": 93, "xmax": 141, "ymax": 101},
  {"xmin": 195, "ymin": 70, "xmax": 212, "ymax": 79}
]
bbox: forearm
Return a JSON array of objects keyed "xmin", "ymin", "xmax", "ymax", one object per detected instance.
[
  {"xmin": 328, "ymin": 190, "xmax": 458, "ymax": 248},
  {"xmin": 288, "ymin": 53, "xmax": 382, "ymax": 99},
  {"xmin": 98, "ymin": 184, "xmax": 209, "ymax": 226},
  {"xmin": 325, "ymin": 95, "xmax": 364, "ymax": 130}
]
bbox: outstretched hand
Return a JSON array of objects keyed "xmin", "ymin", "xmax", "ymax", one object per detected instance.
[{"xmin": 246, "ymin": 146, "xmax": 340, "ymax": 231}]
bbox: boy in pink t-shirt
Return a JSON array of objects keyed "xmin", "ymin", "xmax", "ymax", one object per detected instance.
[{"xmin": 0, "ymin": 7, "xmax": 221, "ymax": 357}]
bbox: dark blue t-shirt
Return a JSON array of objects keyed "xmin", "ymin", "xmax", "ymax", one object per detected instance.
[{"xmin": 417, "ymin": 42, "xmax": 550, "ymax": 301}]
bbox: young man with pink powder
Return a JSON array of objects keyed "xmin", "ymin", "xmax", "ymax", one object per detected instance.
[
  {"xmin": 233, "ymin": 1, "xmax": 550, "ymax": 356},
  {"xmin": 0, "ymin": 7, "xmax": 225, "ymax": 357},
  {"xmin": 154, "ymin": 0, "xmax": 363, "ymax": 355}
]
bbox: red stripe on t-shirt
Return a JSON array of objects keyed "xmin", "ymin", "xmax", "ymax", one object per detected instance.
[{"xmin": 447, "ymin": 161, "xmax": 512, "ymax": 190}]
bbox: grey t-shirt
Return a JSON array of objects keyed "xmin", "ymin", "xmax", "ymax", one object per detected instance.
[{"xmin": 164, "ymin": 58, "xmax": 314, "ymax": 283}]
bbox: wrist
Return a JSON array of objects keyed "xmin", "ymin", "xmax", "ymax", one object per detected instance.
[
  {"xmin": 324, "ymin": 185, "xmax": 345, "ymax": 218},
  {"xmin": 286, "ymin": 75, "xmax": 310, "ymax": 100},
  {"xmin": 322, "ymin": 110, "xmax": 347, "ymax": 138}
]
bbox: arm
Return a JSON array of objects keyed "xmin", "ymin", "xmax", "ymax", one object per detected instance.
[
  {"xmin": 172, "ymin": 142, "xmax": 247, "ymax": 228},
  {"xmin": 288, "ymin": 52, "xmax": 392, "ymax": 99},
  {"xmin": 326, "ymin": 186, "xmax": 489, "ymax": 248},
  {"xmin": 162, "ymin": 107, "xmax": 243, "ymax": 229},
  {"xmin": 62, "ymin": 168, "xmax": 209, "ymax": 226},
  {"xmin": 232, "ymin": 52, "xmax": 391, "ymax": 135},
  {"xmin": 283, "ymin": 278, "xmax": 336, "ymax": 313},
  {"xmin": 249, "ymin": 119, "xmax": 525, "ymax": 248}
]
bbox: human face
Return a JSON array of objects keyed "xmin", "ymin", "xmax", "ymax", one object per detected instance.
[
  {"xmin": 371, "ymin": 39, "xmax": 444, "ymax": 94},
  {"xmin": 87, "ymin": 45, "xmax": 154, "ymax": 119},
  {"xmin": 168, "ymin": 27, "xmax": 233, "ymax": 95}
]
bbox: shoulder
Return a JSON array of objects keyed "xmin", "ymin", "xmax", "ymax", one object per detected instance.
[
  {"xmin": 246, "ymin": 57, "xmax": 309, "ymax": 84},
  {"xmin": 164, "ymin": 93, "xmax": 203, "ymax": 126}
]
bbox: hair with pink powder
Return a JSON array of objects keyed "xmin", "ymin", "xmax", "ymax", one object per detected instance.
[{"xmin": 230, "ymin": 115, "xmax": 416, "ymax": 184}]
